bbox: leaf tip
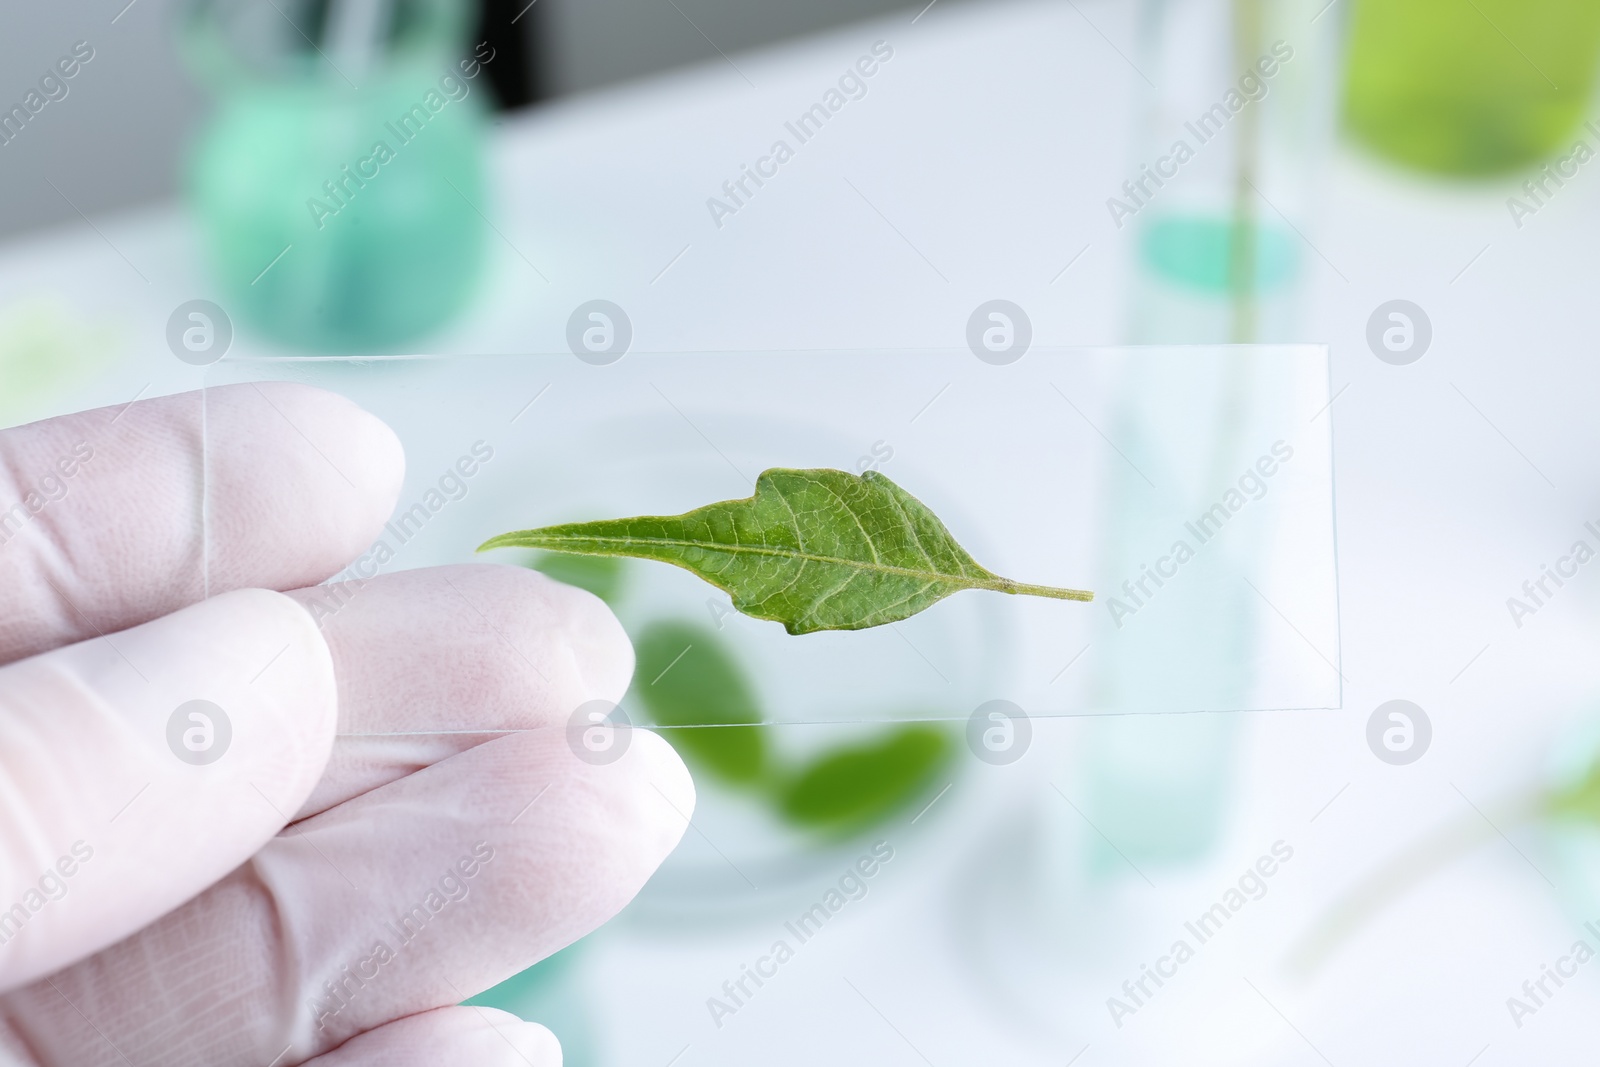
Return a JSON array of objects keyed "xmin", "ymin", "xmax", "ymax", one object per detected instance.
[{"xmin": 475, "ymin": 533, "xmax": 520, "ymax": 553}]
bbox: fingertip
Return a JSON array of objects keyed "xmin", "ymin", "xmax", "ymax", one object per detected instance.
[
  {"xmin": 466, "ymin": 1012, "xmax": 563, "ymax": 1066},
  {"xmin": 516, "ymin": 567, "xmax": 635, "ymax": 706},
  {"xmin": 542, "ymin": 726, "xmax": 697, "ymax": 895},
  {"xmin": 626, "ymin": 728, "xmax": 697, "ymax": 838},
  {"xmin": 300, "ymin": 1006, "xmax": 562, "ymax": 1066},
  {"xmin": 310, "ymin": 386, "xmax": 407, "ymax": 533},
  {"xmin": 206, "ymin": 383, "xmax": 405, "ymax": 594},
  {"xmin": 233, "ymin": 382, "xmax": 407, "ymax": 565}
]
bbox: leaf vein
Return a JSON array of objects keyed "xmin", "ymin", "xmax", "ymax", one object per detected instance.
[
  {"xmin": 522, "ymin": 535, "xmax": 980, "ymax": 587},
  {"xmin": 882, "ymin": 482, "xmax": 938, "ymax": 571},
  {"xmin": 813, "ymin": 478, "xmax": 881, "ymax": 565}
]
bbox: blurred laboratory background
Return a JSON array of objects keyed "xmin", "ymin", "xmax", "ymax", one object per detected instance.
[
  {"xmin": 0, "ymin": 0, "xmax": 912, "ymax": 239},
  {"xmin": 4, "ymin": 0, "xmax": 1600, "ymax": 1064}
]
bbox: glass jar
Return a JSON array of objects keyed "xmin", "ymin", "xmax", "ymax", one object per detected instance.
[
  {"xmin": 1343, "ymin": 0, "xmax": 1600, "ymax": 176},
  {"xmin": 1125, "ymin": 0, "xmax": 1335, "ymax": 344},
  {"xmin": 181, "ymin": 0, "xmax": 489, "ymax": 352}
]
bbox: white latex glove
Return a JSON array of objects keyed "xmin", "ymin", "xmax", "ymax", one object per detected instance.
[{"xmin": 0, "ymin": 384, "xmax": 693, "ymax": 1065}]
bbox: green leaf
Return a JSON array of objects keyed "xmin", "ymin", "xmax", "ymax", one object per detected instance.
[
  {"xmin": 479, "ymin": 468, "xmax": 1092, "ymax": 635},
  {"xmin": 631, "ymin": 620, "xmax": 768, "ymax": 786},
  {"xmin": 777, "ymin": 726, "xmax": 952, "ymax": 833}
]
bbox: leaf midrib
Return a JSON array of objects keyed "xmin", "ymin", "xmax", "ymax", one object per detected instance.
[{"xmin": 517, "ymin": 532, "xmax": 985, "ymax": 588}]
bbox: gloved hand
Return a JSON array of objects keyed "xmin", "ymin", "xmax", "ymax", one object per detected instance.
[{"xmin": 0, "ymin": 383, "xmax": 693, "ymax": 1065}]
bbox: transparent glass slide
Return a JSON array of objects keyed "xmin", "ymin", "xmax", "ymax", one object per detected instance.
[{"xmin": 202, "ymin": 345, "xmax": 1339, "ymax": 729}]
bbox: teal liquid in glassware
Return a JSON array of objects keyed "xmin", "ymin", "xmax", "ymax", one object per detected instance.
[{"xmin": 187, "ymin": 59, "xmax": 487, "ymax": 353}]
